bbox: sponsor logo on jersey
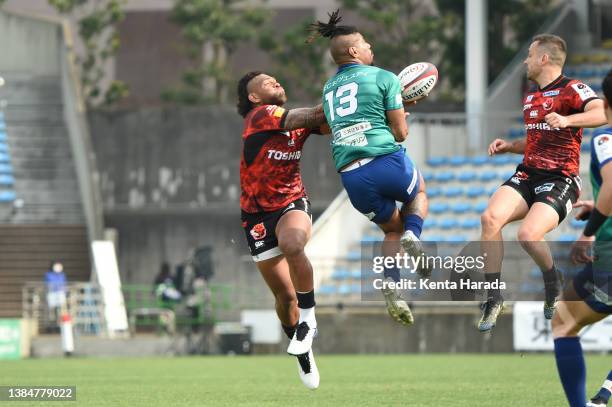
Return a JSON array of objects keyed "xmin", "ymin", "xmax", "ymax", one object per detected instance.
[
  {"xmin": 510, "ymin": 177, "xmax": 521, "ymax": 185},
  {"xmin": 530, "ymin": 110, "xmax": 538, "ymax": 118},
  {"xmin": 365, "ymin": 212, "xmax": 376, "ymax": 220},
  {"xmin": 523, "ymin": 104, "xmax": 532, "ymax": 111},
  {"xmin": 525, "ymin": 95, "xmax": 534, "ymax": 102},
  {"xmin": 267, "ymin": 150, "xmax": 302, "ymax": 160},
  {"xmin": 542, "ymin": 90, "xmax": 560, "ymax": 97},
  {"xmin": 287, "ymin": 136, "xmax": 295, "ymax": 147},
  {"xmin": 571, "ymin": 83, "xmax": 597, "ymax": 101},
  {"xmin": 594, "ymin": 134, "xmax": 612, "ymax": 164},
  {"xmin": 254, "ymin": 241, "xmax": 265, "ymax": 249},
  {"xmin": 525, "ymin": 122, "xmax": 554, "ymax": 131},
  {"xmin": 534, "ymin": 183, "xmax": 555, "ymax": 194},
  {"xmin": 250, "ymin": 223, "xmax": 267, "ymax": 240},
  {"xmin": 543, "ymin": 98, "xmax": 554, "ymax": 111}
]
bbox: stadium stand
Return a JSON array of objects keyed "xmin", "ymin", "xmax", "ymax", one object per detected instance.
[
  {"xmin": 317, "ymin": 147, "xmax": 593, "ymax": 300},
  {"xmin": 0, "ymin": 73, "xmax": 92, "ymax": 318}
]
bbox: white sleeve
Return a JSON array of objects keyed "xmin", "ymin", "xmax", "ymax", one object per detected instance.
[{"xmin": 593, "ymin": 134, "xmax": 612, "ymax": 167}]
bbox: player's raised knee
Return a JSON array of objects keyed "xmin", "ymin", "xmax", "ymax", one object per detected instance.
[
  {"xmin": 275, "ymin": 290, "xmax": 298, "ymax": 310},
  {"xmin": 516, "ymin": 226, "xmax": 540, "ymax": 243},
  {"xmin": 278, "ymin": 232, "xmax": 307, "ymax": 257},
  {"xmin": 480, "ymin": 209, "xmax": 503, "ymax": 234}
]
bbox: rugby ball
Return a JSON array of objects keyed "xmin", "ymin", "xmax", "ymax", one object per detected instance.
[{"xmin": 398, "ymin": 62, "xmax": 438, "ymax": 102}]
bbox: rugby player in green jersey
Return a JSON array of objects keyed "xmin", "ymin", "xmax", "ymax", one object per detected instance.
[
  {"xmin": 310, "ymin": 11, "xmax": 429, "ymax": 325},
  {"xmin": 552, "ymin": 69, "xmax": 612, "ymax": 407}
]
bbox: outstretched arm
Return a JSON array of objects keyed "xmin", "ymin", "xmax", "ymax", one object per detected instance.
[
  {"xmin": 488, "ymin": 137, "xmax": 526, "ymax": 155},
  {"xmin": 545, "ymin": 99, "xmax": 606, "ymax": 129},
  {"xmin": 283, "ymin": 104, "xmax": 327, "ymax": 130}
]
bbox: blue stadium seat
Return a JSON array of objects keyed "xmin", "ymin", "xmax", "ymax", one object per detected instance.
[
  {"xmin": 460, "ymin": 218, "xmax": 480, "ymax": 229},
  {"xmin": 439, "ymin": 218, "xmax": 459, "ymax": 229},
  {"xmin": 449, "ymin": 156, "xmax": 468, "ymax": 166},
  {"xmin": 319, "ymin": 284, "xmax": 337, "ymax": 295},
  {"xmin": 581, "ymin": 143, "xmax": 591, "ymax": 152},
  {"xmin": 429, "ymin": 202, "xmax": 449, "ymax": 214},
  {"xmin": 487, "ymin": 186, "xmax": 498, "ymax": 196},
  {"xmin": 478, "ymin": 172, "xmax": 497, "ymax": 182},
  {"xmin": 508, "ymin": 128, "xmax": 523, "ymax": 139},
  {"xmin": 422, "ymin": 171, "xmax": 435, "ymax": 182},
  {"xmin": 511, "ymin": 155, "xmax": 524, "ymax": 164},
  {"xmin": 423, "ymin": 218, "xmax": 437, "ymax": 228},
  {"xmin": 350, "ymin": 284, "xmax": 361, "ymax": 294},
  {"xmin": 427, "ymin": 157, "xmax": 448, "ymax": 167},
  {"xmin": 362, "ymin": 235, "xmax": 379, "ymax": 243},
  {"xmin": 451, "ymin": 202, "xmax": 471, "ymax": 214},
  {"xmin": 338, "ymin": 284, "xmax": 351, "ymax": 295},
  {"xmin": 427, "ymin": 186, "xmax": 442, "ymax": 198},
  {"xmin": 529, "ymin": 266, "xmax": 542, "ymax": 279},
  {"xmin": 346, "ymin": 251, "xmax": 361, "ymax": 261},
  {"xmin": 0, "ymin": 131, "xmax": 5, "ymax": 142},
  {"xmin": 445, "ymin": 235, "xmax": 468, "ymax": 243},
  {"xmin": 473, "ymin": 201, "xmax": 488, "ymax": 213},
  {"xmin": 351, "ymin": 270, "xmax": 361, "ymax": 280},
  {"xmin": 0, "ymin": 143, "xmax": 8, "ymax": 153},
  {"xmin": 457, "ymin": 171, "xmax": 477, "ymax": 182},
  {"xmin": 0, "ymin": 163, "xmax": 12, "ymax": 174},
  {"xmin": 435, "ymin": 171, "xmax": 455, "ymax": 183},
  {"xmin": 0, "ymin": 152, "xmax": 9, "ymax": 163},
  {"xmin": 500, "ymin": 170, "xmax": 515, "ymax": 180},
  {"xmin": 570, "ymin": 218, "xmax": 587, "ymax": 229},
  {"xmin": 0, "ymin": 174, "xmax": 14, "ymax": 185},
  {"xmin": 491, "ymin": 155, "xmax": 511, "ymax": 166},
  {"xmin": 422, "ymin": 234, "xmax": 445, "ymax": 242},
  {"xmin": 582, "ymin": 128, "xmax": 593, "ymax": 137},
  {"xmin": 332, "ymin": 269, "xmax": 351, "ymax": 281},
  {"xmin": 466, "ymin": 185, "xmax": 486, "ymax": 198},
  {"xmin": 0, "ymin": 190, "xmax": 16, "ymax": 202},
  {"xmin": 444, "ymin": 186, "xmax": 463, "ymax": 198},
  {"xmin": 470, "ymin": 156, "xmax": 489, "ymax": 166}
]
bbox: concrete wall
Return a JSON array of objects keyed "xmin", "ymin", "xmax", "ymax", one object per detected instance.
[
  {"xmin": 88, "ymin": 107, "xmax": 342, "ymax": 286},
  {"xmin": 0, "ymin": 11, "xmax": 60, "ymax": 75}
]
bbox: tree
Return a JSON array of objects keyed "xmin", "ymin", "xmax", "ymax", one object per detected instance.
[
  {"xmin": 49, "ymin": 0, "xmax": 129, "ymax": 107},
  {"xmin": 163, "ymin": 0, "xmax": 268, "ymax": 105},
  {"xmin": 340, "ymin": 0, "xmax": 555, "ymax": 102},
  {"xmin": 258, "ymin": 19, "xmax": 329, "ymax": 103}
]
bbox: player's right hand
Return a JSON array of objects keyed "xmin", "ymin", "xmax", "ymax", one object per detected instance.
[
  {"xmin": 488, "ymin": 139, "xmax": 510, "ymax": 156},
  {"xmin": 573, "ymin": 200, "xmax": 595, "ymax": 221}
]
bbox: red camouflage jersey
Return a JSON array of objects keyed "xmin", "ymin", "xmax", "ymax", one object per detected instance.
[
  {"xmin": 240, "ymin": 105, "xmax": 312, "ymax": 213},
  {"xmin": 522, "ymin": 75, "xmax": 599, "ymax": 175}
]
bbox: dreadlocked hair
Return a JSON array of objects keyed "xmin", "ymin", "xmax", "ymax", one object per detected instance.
[
  {"xmin": 236, "ymin": 71, "xmax": 263, "ymax": 118},
  {"xmin": 306, "ymin": 9, "xmax": 358, "ymax": 44}
]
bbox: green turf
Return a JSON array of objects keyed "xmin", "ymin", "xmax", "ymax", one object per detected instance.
[{"xmin": 0, "ymin": 354, "xmax": 610, "ymax": 406}]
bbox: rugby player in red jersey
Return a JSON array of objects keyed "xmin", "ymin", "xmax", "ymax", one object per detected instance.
[
  {"xmin": 237, "ymin": 71, "xmax": 327, "ymax": 389},
  {"xmin": 478, "ymin": 34, "xmax": 607, "ymax": 332}
]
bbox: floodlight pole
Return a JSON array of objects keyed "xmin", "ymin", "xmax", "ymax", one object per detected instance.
[{"xmin": 466, "ymin": 0, "xmax": 487, "ymax": 151}]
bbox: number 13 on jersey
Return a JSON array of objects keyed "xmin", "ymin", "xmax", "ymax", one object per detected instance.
[{"xmin": 324, "ymin": 82, "xmax": 359, "ymax": 122}]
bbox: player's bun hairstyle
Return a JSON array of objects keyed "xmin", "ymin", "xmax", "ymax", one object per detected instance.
[
  {"xmin": 237, "ymin": 71, "xmax": 263, "ymax": 118},
  {"xmin": 307, "ymin": 9, "xmax": 358, "ymax": 43},
  {"xmin": 603, "ymin": 69, "xmax": 612, "ymax": 103}
]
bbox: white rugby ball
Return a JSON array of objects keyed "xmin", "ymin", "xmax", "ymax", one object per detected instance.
[{"xmin": 398, "ymin": 62, "xmax": 438, "ymax": 102}]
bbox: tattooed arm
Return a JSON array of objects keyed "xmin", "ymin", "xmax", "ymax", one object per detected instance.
[{"xmin": 282, "ymin": 104, "xmax": 327, "ymax": 130}]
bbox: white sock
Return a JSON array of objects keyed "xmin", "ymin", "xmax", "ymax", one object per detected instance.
[{"xmin": 299, "ymin": 306, "xmax": 316, "ymax": 326}]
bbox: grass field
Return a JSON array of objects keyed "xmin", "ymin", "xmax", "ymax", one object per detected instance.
[{"xmin": 1, "ymin": 354, "xmax": 610, "ymax": 406}]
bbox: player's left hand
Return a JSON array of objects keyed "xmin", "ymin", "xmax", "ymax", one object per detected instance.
[
  {"xmin": 544, "ymin": 112, "xmax": 569, "ymax": 129},
  {"xmin": 570, "ymin": 233, "xmax": 595, "ymax": 264}
]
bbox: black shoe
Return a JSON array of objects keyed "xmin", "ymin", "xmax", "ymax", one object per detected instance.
[{"xmin": 478, "ymin": 296, "xmax": 504, "ymax": 332}]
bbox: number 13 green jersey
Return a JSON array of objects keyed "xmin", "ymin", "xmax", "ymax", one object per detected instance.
[{"xmin": 322, "ymin": 64, "xmax": 403, "ymax": 171}]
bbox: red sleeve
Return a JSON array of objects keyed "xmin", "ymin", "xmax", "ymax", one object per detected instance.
[
  {"xmin": 566, "ymin": 81, "xmax": 600, "ymax": 112},
  {"xmin": 245, "ymin": 105, "xmax": 288, "ymax": 135}
]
